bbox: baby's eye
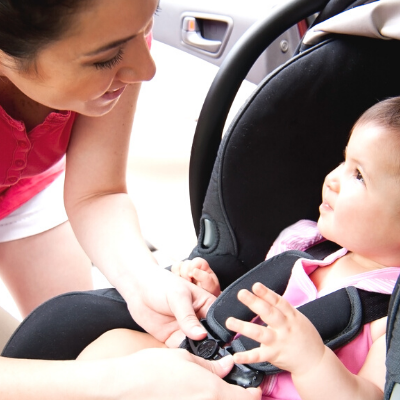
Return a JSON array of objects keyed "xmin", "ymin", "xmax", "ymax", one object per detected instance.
[{"xmin": 355, "ymin": 169, "xmax": 364, "ymax": 183}]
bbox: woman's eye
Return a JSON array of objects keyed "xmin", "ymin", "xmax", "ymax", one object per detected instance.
[{"xmin": 93, "ymin": 48, "xmax": 124, "ymax": 70}]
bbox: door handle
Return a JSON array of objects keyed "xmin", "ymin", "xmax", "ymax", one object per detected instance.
[{"xmin": 182, "ymin": 16, "xmax": 222, "ymax": 53}]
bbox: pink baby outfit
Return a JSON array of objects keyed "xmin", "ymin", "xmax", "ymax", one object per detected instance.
[{"xmin": 259, "ymin": 220, "xmax": 400, "ymax": 399}]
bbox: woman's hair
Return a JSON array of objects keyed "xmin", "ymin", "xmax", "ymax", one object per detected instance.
[
  {"xmin": 354, "ymin": 96, "xmax": 400, "ymax": 133},
  {"xmin": 0, "ymin": 0, "xmax": 91, "ymax": 70}
]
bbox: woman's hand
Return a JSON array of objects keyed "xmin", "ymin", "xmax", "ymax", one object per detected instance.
[
  {"xmin": 122, "ymin": 266, "xmax": 217, "ymax": 347},
  {"xmin": 108, "ymin": 349, "xmax": 262, "ymax": 400},
  {"xmin": 171, "ymin": 257, "xmax": 221, "ymax": 296},
  {"xmin": 226, "ymin": 282, "xmax": 325, "ymax": 376}
]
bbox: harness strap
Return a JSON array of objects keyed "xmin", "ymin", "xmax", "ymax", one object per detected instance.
[{"xmin": 206, "ymin": 250, "xmax": 314, "ymax": 343}]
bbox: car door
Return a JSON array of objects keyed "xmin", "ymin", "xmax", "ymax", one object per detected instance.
[{"xmin": 153, "ymin": 0, "xmax": 305, "ymax": 84}]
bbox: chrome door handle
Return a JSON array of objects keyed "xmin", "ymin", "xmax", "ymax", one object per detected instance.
[{"xmin": 182, "ymin": 17, "xmax": 222, "ymax": 53}]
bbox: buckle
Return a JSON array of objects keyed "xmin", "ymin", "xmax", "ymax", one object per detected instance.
[{"xmin": 180, "ymin": 320, "xmax": 264, "ymax": 388}]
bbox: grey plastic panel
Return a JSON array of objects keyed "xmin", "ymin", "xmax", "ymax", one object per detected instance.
[
  {"xmin": 153, "ymin": 0, "xmax": 301, "ymax": 84},
  {"xmin": 391, "ymin": 384, "xmax": 400, "ymax": 400}
]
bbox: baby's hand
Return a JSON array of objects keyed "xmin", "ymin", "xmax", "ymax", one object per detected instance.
[
  {"xmin": 171, "ymin": 258, "xmax": 221, "ymax": 296},
  {"xmin": 226, "ymin": 283, "xmax": 325, "ymax": 376}
]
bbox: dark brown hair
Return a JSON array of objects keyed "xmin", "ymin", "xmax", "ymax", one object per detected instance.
[
  {"xmin": 354, "ymin": 97, "xmax": 400, "ymax": 133},
  {"xmin": 0, "ymin": 0, "xmax": 90, "ymax": 70}
]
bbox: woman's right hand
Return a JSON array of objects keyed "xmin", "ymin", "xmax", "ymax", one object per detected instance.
[
  {"xmin": 119, "ymin": 266, "xmax": 217, "ymax": 348},
  {"xmin": 105, "ymin": 348, "xmax": 262, "ymax": 400}
]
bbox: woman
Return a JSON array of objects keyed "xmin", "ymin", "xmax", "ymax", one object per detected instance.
[{"xmin": 0, "ymin": 1, "xmax": 261, "ymax": 398}]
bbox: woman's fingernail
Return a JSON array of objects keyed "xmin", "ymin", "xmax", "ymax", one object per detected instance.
[
  {"xmin": 192, "ymin": 326, "xmax": 207, "ymax": 336},
  {"xmin": 219, "ymin": 354, "xmax": 234, "ymax": 368}
]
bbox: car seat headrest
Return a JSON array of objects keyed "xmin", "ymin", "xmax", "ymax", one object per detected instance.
[{"xmin": 304, "ymin": 0, "xmax": 400, "ymax": 46}]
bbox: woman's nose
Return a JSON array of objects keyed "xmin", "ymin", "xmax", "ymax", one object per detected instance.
[{"xmin": 116, "ymin": 36, "xmax": 156, "ymax": 84}]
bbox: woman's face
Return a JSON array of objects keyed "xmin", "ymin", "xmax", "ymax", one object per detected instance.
[{"xmin": 0, "ymin": 0, "xmax": 157, "ymax": 116}]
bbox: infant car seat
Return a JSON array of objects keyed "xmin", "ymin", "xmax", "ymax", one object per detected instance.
[
  {"xmin": 188, "ymin": 0, "xmax": 400, "ymax": 289},
  {"xmin": 2, "ymin": 2, "xmax": 400, "ymax": 394}
]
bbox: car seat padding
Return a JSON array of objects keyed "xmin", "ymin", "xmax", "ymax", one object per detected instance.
[{"xmin": 1, "ymin": 289, "xmax": 143, "ymax": 360}]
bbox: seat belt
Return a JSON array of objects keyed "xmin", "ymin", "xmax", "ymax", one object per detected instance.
[{"xmin": 181, "ymin": 243, "xmax": 390, "ymax": 387}]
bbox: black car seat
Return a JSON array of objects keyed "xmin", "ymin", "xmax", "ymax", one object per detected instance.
[
  {"xmin": 188, "ymin": 0, "xmax": 400, "ymax": 289},
  {"xmin": 2, "ymin": 3, "xmax": 400, "ymax": 397}
]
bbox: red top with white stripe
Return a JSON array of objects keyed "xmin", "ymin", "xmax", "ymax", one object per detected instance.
[{"xmin": 0, "ymin": 107, "xmax": 76, "ymax": 219}]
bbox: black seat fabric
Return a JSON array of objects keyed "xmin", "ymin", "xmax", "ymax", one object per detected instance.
[
  {"xmin": 2, "ymin": 289, "xmax": 141, "ymax": 360},
  {"xmin": 189, "ymin": 34, "xmax": 400, "ymax": 290}
]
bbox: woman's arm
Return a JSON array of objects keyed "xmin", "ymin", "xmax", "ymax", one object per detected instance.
[
  {"xmin": 0, "ymin": 350, "xmax": 261, "ymax": 400},
  {"xmin": 65, "ymin": 83, "xmax": 155, "ymax": 274},
  {"xmin": 64, "ymin": 83, "xmax": 214, "ymax": 346}
]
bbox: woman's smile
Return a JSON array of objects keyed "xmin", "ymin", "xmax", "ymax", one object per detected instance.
[{"xmin": 99, "ymin": 85, "xmax": 127, "ymax": 102}]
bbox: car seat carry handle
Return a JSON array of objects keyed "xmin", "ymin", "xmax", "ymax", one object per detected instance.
[{"xmin": 189, "ymin": 0, "xmax": 331, "ymax": 234}]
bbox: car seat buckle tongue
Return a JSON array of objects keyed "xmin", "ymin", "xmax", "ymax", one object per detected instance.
[{"xmin": 181, "ymin": 319, "xmax": 265, "ymax": 388}]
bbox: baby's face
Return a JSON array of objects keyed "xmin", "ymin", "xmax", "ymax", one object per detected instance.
[{"xmin": 318, "ymin": 123, "xmax": 400, "ymax": 266}]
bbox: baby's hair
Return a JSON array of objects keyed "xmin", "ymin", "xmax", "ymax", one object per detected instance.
[
  {"xmin": 353, "ymin": 97, "xmax": 400, "ymax": 133},
  {"xmin": 0, "ymin": 0, "xmax": 92, "ymax": 71}
]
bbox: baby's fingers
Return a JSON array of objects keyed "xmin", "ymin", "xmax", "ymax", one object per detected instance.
[
  {"xmin": 237, "ymin": 284, "xmax": 296, "ymax": 328},
  {"xmin": 171, "ymin": 261, "xmax": 191, "ymax": 282},
  {"xmin": 232, "ymin": 348, "xmax": 270, "ymax": 366},
  {"xmin": 226, "ymin": 317, "xmax": 275, "ymax": 347}
]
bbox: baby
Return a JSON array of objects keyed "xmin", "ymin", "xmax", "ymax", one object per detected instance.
[{"xmin": 78, "ymin": 97, "xmax": 400, "ymax": 400}]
